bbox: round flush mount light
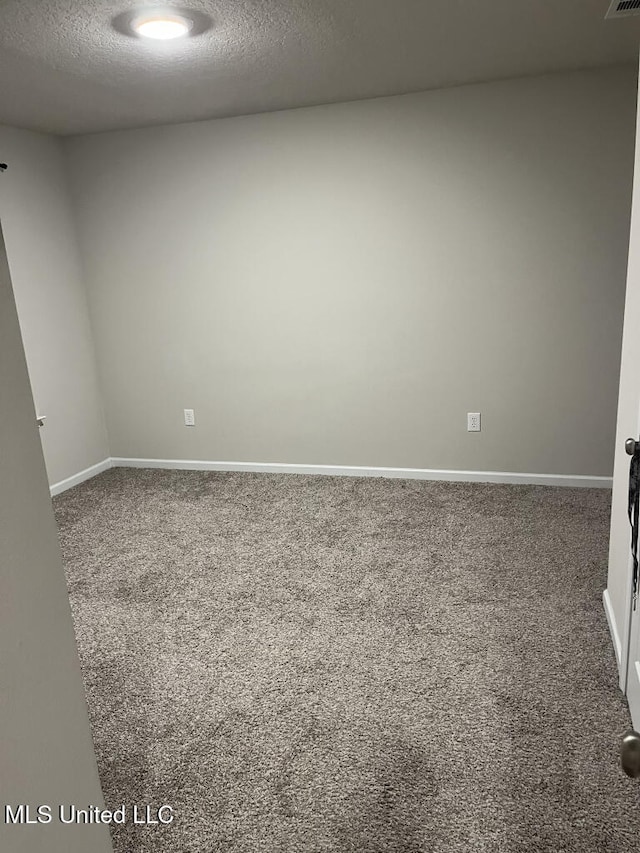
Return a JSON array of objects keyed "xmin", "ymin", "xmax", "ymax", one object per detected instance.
[
  {"xmin": 131, "ymin": 12, "xmax": 192, "ymax": 39},
  {"xmin": 112, "ymin": 7, "xmax": 212, "ymax": 40}
]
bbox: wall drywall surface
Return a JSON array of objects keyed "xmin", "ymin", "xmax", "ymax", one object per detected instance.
[
  {"xmin": 64, "ymin": 67, "xmax": 635, "ymax": 475},
  {"xmin": 0, "ymin": 125, "xmax": 108, "ymax": 487},
  {"xmin": 606, "ymin": 57, "xmax": 640, "ymax": 683},
  {"xmin": 0, "ymin": 227, "xmax": 112, "ymax": 853}
]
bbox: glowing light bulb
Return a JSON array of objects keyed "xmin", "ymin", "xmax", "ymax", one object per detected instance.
[{"xmin": 133, "ymin": 14, "xmax": 191, "ymax": 40}]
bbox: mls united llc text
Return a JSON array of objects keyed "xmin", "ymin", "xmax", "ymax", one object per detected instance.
[{"xmin": 4, "ymin": 804, "xmax": 174, "ymax": 825}]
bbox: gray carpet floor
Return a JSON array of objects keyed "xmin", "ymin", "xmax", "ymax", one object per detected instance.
[{"xmin": 53, "ymin": 468, "xmax": 640, "ymax": 852}]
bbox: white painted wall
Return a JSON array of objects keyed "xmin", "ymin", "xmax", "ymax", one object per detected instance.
[
  {"xmin": 64, "ymin": 66, "xmax": 636, "ymax": 477},
  {"xmin": 606, "ymin": 57, "xmax": 640, "ymax": 688},
  {"xmin": 0, "ymin": 124, "xmax": 109, "ymax": 489}
]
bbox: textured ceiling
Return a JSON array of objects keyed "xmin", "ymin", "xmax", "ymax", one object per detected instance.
[{"xmin": 0, "ymin": 0, "xmax": 638, "ymax": 136}]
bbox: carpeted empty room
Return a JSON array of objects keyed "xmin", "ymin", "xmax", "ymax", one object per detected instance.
[
  {"xmin": 7, "ymin": 6, "xmax": 640, "ymax": 853},
  {"xmin": 54, "ymin": 468, "xmax": 640, "ymax": 852}
]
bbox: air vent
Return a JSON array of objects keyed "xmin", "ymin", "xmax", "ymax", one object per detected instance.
[{"xmin": 606, "ymin": 0, "xmax": 640, "ymax": 18}]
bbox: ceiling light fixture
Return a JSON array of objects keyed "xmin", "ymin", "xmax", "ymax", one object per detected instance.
[
  {"xmin": 113, "ymin": 7, "xmax": 211, "ymax": 41},
  {"xmin": 131, "ymin": 12, "xmax": 193, "ymax": 39}
]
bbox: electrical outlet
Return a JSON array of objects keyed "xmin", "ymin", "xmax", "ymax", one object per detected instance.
[
  {"xmin": 467, "ymin": 412, "xmax": 481, "ymax": 432},
  {"xmin": 184, "ymin": 408, "xmax": 195, "ymax": 427}
]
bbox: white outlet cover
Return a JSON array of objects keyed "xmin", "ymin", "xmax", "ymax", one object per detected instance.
[
  {"xmin": 467, "ymin": 412, "xmax": 481, "ymax": 432},
  {"xmin": 184, "ymin": 408, "xmax": 195, "ymax": 426}
]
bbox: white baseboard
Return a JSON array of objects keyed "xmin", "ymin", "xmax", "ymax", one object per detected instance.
[
  {"xmin": 110, "ymin": 457, "xmax": 612, "ymax": 488},
  {"xmin": 603, "ymin": 588, "xmax": 623, "ymax": 668},
  {"xmin": 48, "ymin": 456, "xmax": 613, "ymax": 497},
  {"xmin": 50, "ymin": 458, "xmax": 113, "ymax": 497}
]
